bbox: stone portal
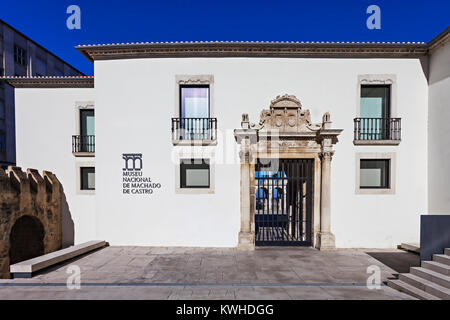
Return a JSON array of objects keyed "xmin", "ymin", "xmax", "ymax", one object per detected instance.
[{"xmin": 234, "ymin": 94, "xmax": 342, "ymax": 250}]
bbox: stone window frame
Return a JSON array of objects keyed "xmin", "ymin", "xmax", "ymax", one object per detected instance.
[
  {"xmin": 73, "ymin": 101, "xmax": 95, "ymax": 157},
  {"xmin": 173, "ymin": 75, "xmax": 216, "ymax": 146},
  {"xmin": 355, "ymin": 74, "xmax": 400, "ymax": 146},
  {"xmin": 173, "ymin": 146, "xmax": 215, "ymax": 194},
  {"xmin": 75, "ymin": 161, "xmax": 95, "ymax": 195},
  {"xmin": 355, "ymin": 152, "xmax": 396, "ymax": 195}
]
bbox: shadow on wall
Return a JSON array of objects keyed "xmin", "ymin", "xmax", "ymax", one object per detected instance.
[
  {"xmin": 61, "ymin": 187, "xmax": 74, "ymax": 248},
  {"xmin": 366, "ymin": 251, "xmax": 420, "ymax": 274}
]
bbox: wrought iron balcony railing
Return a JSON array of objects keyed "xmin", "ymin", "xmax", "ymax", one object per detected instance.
[
  {"xmin": 72, "ymin": 135, "xmax": 95, "ymax": 153},
  {"xmin": 171, "ymin": 118, "xmax": 217, "ymax": 142},
  {"xmin": 354, "ymin": 118, "xmax": 401, "ymax": 141}
]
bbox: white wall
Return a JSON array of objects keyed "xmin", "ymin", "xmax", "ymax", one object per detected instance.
[
  {"xmin": 94, "ymin": 57, "xmax": 428, "ymax": 248},
  {"xmin": 15, "ymin": 88, "xmax": 96, "ymax": 245},
  {"xmin": 428, "ymin": 42, "xmax": 450, "ymax": 214}
]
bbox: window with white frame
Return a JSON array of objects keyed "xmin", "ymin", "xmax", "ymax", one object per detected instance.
[
  {"xmin": 80, "ymin": 167, "xmax": 95, "ymax": 190},
  {"xmin": 180, "ymin": 159, "xmax": 210, "ymax": 188},
  {"xmin": 355, "ymin": 75, "xmax": 401, "ymax": 144},
  {"xmin": 360, "ymin": 159, "xmax": 390, "ymax": 189},
  {"xmin": 356, "ymin": 153, "xmax": 396, "ymax": 194}
]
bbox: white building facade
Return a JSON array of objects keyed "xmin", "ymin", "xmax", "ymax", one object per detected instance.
[{"xmin": 5, "ymin": 27, "xmax": 449, "ymax": 249}]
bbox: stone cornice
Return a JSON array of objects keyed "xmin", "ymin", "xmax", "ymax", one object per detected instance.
[
  {"xmin": 76, "ymin": 41, "xmax": 430, "ymax": 62},
  {"xmin": 0, "ymin": 76, "xmax": 94, "ymax": 88},
  {"xmin": 428, "ymin": 26, "xmax": 450, "ymax": 53}
]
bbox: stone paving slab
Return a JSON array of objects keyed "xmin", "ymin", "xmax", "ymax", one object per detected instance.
[{"xmin": 0, "ymin": 246, "xmax": 416, "ymax": 300}]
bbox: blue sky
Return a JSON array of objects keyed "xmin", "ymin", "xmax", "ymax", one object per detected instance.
[{"xmin": 1, "ymin": 0, "xmax": 449, "ymax": 75}]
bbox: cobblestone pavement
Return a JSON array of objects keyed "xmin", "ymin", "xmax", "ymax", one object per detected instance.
[{"xmin": 0, "ymin": 246, "xmax": 414, "ymax": 300}]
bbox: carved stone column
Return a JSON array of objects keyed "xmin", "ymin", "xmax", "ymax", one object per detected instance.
[
  {"xmin": 318, "ymin": 137, "xmax": 336, "ymax": 250},
  {"xmin": 237, "ymin": 137, "xmax": 254, "ymax": 250},
  {"xmin": 234, "ymin": 114, "xmax": 257, "ymax": 250}
]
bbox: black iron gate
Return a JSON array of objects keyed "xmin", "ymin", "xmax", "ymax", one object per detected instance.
[{"xmin": 255, "ymin": 158, "xmax": 313, "ymax": 246}]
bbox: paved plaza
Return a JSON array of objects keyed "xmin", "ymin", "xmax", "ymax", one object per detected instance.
[{"xmin": 0, "ymin": 246, "xmax": 415, "ymax": 299}]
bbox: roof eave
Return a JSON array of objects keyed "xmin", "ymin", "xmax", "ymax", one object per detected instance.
[
  {"xmin": 0, "ymin": 77, "xmax": 94, "ymax": 88},
  {"xmin": 76, "ymin": 42, "xmax": 429, "ymax": 62}
]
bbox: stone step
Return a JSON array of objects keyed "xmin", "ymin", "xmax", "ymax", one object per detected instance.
[
  {"xmin": 410, "ymin": 267, "xmax": 450, "ymax": 289},
  {"xmin": 10, "ymin": 240, "xmax": 107, "ymax": 278},
  {"xmin": 422, "ymin": 261, "xmax": 450, "ymax": 276},
  {"xmin": 445, "ymin": 248, "xmax": 450, "ymax": 256},
  {"xmin": 398, "ymin": 243, "xmax": 420, "ymax": 254},
  {"xmin": 399, "ymin": 273, "xmax": 450, "ymax": 300},
  {"xmin": 387, "ymin": 279, "xmax": 440, "ymax": 300},
  {"xmin": 434, "ymin": 254, "xmax": 450, "ymax": 266}
]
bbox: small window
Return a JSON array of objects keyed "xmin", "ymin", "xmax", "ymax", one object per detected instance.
[
  {"xmin": 14, "ymin": 45, "xmax": 27, "ymax": 66},
  {"xmin": 360, "ymin": 159, "xmax": 390, "ymax": 189},
  {"xmin": 180, "ymin": 159, "xmax": 210, "ymax": 188},
  {"xmin": 80, "ymin": 167, "xmax": 95, "ymax": 190}
]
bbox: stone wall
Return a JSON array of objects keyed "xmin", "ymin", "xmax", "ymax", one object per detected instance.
[{"xmin": 0, "ymin": 167, "xmax": 62, "ymax": 278}]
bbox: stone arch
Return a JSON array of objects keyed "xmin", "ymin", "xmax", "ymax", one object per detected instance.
[
  {"xmin": 0, "ymin": 167, "xmax": 62, "ymax": 278},
  {"xmin": 9, "ymin": 215, "xmax": 45, "ymax": 264}
]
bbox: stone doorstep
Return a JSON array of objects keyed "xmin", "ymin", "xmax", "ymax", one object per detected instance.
[{"xmin": 10, "ymin": 240, "xmax": 107, "ymax": 276}]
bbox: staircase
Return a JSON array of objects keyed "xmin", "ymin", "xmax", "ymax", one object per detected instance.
[{"xmin": 388, "ymin": 248, "xmax": 450, "ymax": 300}]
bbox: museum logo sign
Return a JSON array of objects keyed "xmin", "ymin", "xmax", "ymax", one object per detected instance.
[{"xmin": 122, "ymin": 153, "xmax": 161, "ymax": 195}]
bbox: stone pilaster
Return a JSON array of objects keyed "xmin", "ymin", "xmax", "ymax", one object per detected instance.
[
  {"xmin": 237, "ymin": 137, "xmax": 255, "ymax": 250},
  {"xmin": 317, "ymin": 138, "xmax": 336, "ymax": 250}
]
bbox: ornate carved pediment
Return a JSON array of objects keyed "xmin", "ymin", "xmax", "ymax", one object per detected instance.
[
  {"xmin": 252, "ymin": 94, "xmax": 321, "ymax": 133},
  {"xmin": 235, "ymin": 94, "xmax": 343, "ymax": 147}
]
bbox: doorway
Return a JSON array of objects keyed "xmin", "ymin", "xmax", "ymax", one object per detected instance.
[{"xmin": 255, "ymin": 158, "xmax": 313, "ymax": 246}]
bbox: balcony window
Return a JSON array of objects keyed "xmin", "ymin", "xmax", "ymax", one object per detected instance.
[
  {"xmin": 172, "ymin": 85, "xmax": 217, "ymax": 143},
  {"xmin": 72, "ymin": 109, "xmax": 95, "ymax": 153},
  {"xmin": 180, "ymin": 86, "xmax": 209, "ymax": 118},
  {"xmin": 354, "ymin": 85, "xmax": 401, "ymax": 143}
]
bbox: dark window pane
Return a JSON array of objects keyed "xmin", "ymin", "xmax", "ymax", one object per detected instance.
[
  {"xmin": 360, "ymin": 159, "xmax": 390, "ymax": 189},
  {"xmin": 14, "ymin": 45, "xmax": 27, "ymax": 66},
  {"xmin": 81, "ymin": 167, "xmax": 95, "ymax": 190},
  {"xmin": 360, "ymin": 85, "xmax": 391, "ymax": 140},
  {"xmin": 180, "ymin": 159, "xmax": 210, "ymax": 188},
  {"xmin": 80, "ymin": 109, "xmax": 95, "ymax": 152}
]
